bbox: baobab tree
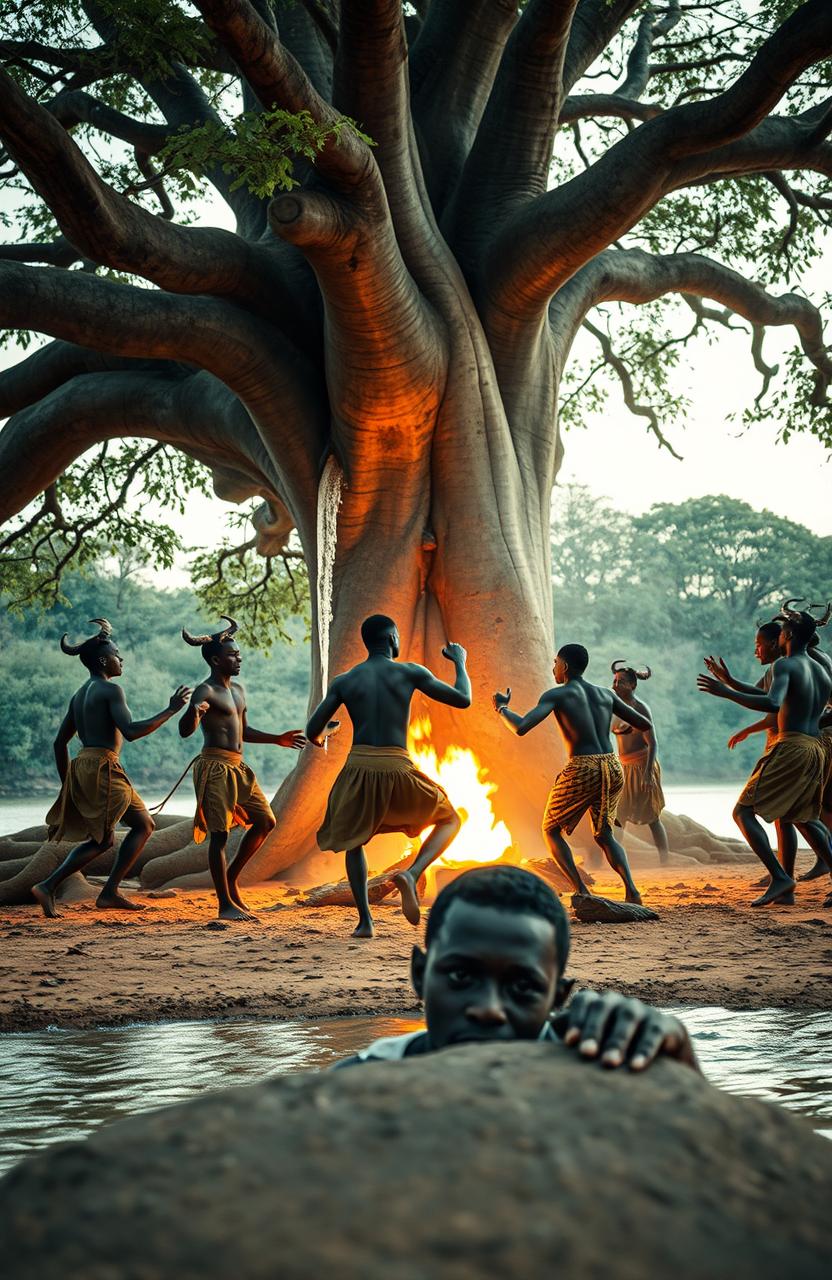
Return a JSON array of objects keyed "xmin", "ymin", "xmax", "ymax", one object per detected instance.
[{"xmin": 1, "ymin": 0, "xmax": 831, "ymax": 882}]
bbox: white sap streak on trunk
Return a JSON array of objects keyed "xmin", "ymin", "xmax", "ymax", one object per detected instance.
[{"xmin": 315, "ymin": 456, "xmax": 344, "ymax": 748}]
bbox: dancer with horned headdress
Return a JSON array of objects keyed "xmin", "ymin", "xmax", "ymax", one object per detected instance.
[
  {"xmin": 610, "ymin": 662, "xmax": 669, "ymax": 865},
  {"xmin": 179, "ymin": 616, "xmax": 306, "ymax": 921},
  {"xmin": 33, "ymin": 620, "xmax": 191, "ymax": 918},
  {"xmin": 698, "ymin": 599, "xmax": 832, "ymax": 906}
]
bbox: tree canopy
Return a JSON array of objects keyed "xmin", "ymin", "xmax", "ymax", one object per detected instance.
[{"xmin": 0, "ymin": 0, "xmax": 830, "ymax": 622}]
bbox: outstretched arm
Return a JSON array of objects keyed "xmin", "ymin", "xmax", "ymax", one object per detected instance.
[
  {"xmin": 698, "ymin": 662, "xmax": 788, "ymax": 712},
  {"xmin": 610, "ymin": 693, "xmax": 651, "ymax": 733},
  {"xmin": 109, "ymin": 683, "xmax": 191, "ymax": 741},
  {"xmin": 242, "ymin": 696, "xmax": 306, "ymax": 750},
  {"xmin": 704, "ymin": 656, "xmax": 767, "ymax": 698},
  {"xmin": 492, "ymin": 688, "xmax": 557, "ymax": 737},
  {"xmin": 412, "ymin": 643, "xmax": 472, "ymax": 710},
  {"xmin": 53, "ymin": 701, "xmax": 76, "ymax": 782},
  {"xmin": 306, "ymin": 682, "xmax": 345, "ymax": 746},
  {"xmin": 728, "ymin": 715, "xmax": 776, "ymax": 750}
]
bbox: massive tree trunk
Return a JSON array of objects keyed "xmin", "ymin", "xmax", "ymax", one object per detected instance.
[{"xmin": 1, "ymin": 0, "xmax": 831, "ymax": 885}]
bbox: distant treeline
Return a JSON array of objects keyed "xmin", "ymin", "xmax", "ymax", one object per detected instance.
[
  {"xmin": 552, "ymin": 489, "xmax": 832, "ymax": 781},
  {"xmin": 3, "ymin": 491, "xmax": 831, "ymax": 794}
]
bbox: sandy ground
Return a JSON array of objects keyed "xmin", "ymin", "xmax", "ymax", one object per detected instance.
[{"xmin": 1, "ymin": 863, "xmax": 831, "ymax": 1032}]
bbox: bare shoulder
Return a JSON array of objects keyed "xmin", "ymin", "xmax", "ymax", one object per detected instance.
[
  {"xmin": 633, "ymin": 694, "xmax": 651, "ymax": 716},
  {"xmin": 192, "ymin": 679, "xmax": 214, "ymax": 701},
  {"xmin": 103, "ymin": 681, "xmax": 127, "ymax": 703},
  {"xmin": 231, "ymin": 679, "xmax": 247, "ymax": 704}
]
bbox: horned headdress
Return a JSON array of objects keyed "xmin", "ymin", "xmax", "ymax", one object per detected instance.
[
  {"xmin": 611, "ymin": 659, "xmax": 652, "ymax": 681},
  {"xmin": 776, "ymin": 598, "xmax": 832, "ymax": 627},
  {"xmin": 60, "ymin": 618, "xmax": 113, "ymax": 656},
  {"xmin": 181, "ymin": 615, "xmax": 239, "ymax": 647}
]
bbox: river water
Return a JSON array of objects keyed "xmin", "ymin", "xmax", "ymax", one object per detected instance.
[
  {"xmin": 0, "ymin": 1006, "xmax": 829, "ymax": 1174},
  {"xmin": 0, "ymin": 784, "xmax": 783, "ymax": 843}
]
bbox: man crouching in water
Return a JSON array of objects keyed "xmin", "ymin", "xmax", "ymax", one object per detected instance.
[
  {"xmin": 34, "ymin": 619, "xmax": 190, "ymax": 917},
  {"xmin": 307, "ymin": 614, "xmax": 471, "ymax": 937},
  {"xmin": 494, "ymin": 644, "xmax": 650, "ymax": 903},
  {"xmin": 335, "ymin": 865, "xmax": 698, "ymax": 1070},
  {"xmin": 179, "ymin": 616, "xmax": 306, "ymax": 921}
]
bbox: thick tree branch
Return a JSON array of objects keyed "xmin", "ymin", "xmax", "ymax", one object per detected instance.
[
  {"xmin": 559, "ymin": 93, "xmax": 663, "ymax": 125},
  {"xmin": 194, "ymin": 0, "xmax": 369, "ymax": 187},
  {"xmin": 559, "ymin": 248, "xmax": 832, "ymax": 406},
  {"xmin": 48, "ymin": 89, "xmax": 172, "ymax": 152},
  {"xmin": 0, "ymin": 69, "xmax": 281, "ymax": 310},
  {"xmin": 0, "ymin": 370, "xmax": 273, "ymax": 528},
  {"xmin": 487, "ymin": 0, "xmax": 832, "ymax": 333},
  {"xmin": 0, "ymin": 340, "xmax": 180, "ymax": 419},
  {"xmin": 409, "ymin": 1, "xmax": 518, "ymax": 211},
  {"xmin": 0, "ymin": 236, "xmax": 88, "ymax": 268},
  {"xmin": 446, "ymin": 0, "xmax": 579, "ymax": 269}
]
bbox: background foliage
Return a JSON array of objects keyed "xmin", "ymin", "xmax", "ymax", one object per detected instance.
[{"xmin": 3, "ymin": 489, "xmax": 829, "ymax": 797}]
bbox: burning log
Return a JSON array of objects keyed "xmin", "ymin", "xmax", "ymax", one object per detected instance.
[
  {"xmin": 303, "ymin": 856, "xmax": 426, "ymax": 908},
  {"xmin": 571, "ymin": 894, "xmax": 659, "ymax": 924}
]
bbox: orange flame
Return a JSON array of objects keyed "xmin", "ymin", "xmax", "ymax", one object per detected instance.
[{"xmin": 407, "ymin": 716, "xmax": 513, "ymax": 867}]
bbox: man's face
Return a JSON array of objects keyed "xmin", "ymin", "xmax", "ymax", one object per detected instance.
[
  {"xmin": 612, "ymin": 671, "xmax": 635, "ymax": 697},
  {"xmin": 100, "ymin": 643, "xmax": 123, "ymax": 677},
  {"xmin": 755, "ymin": 630, "xmax": 779, "ymax": 664},
  {"xmin": 412, "ymin": 900, "xmax": 560, "ymax": 1050},
  {"xmin": 553, "ymin": 655, "xmax": 568, "ymax": 684},
  {"xmin": 212, "ymin": 641, "xmax": 242, "ymax": 676}
]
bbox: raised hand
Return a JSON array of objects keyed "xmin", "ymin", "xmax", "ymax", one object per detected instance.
[
  {"xmin": 697, "ymin": 674, "xmax": 726, "ymax": 698},
  {"xmin": 492, "ymin": 687, "xmax": 511, "ymax": 712},
  {"xmin": 194, "ymin": 700, "xmax": 211, "ymax": 718},
  {"xmin": 442, "ymin": 641, "xmax": 467, "ymax": 665},
  {"xmin": 553, "ymin": 989, "xmax": 698, "ymax": 1072},
  {"xmin": 703, "ymin": 655, "xmax": 731, "ymax": 684},
  {"xmin": 727, "ymin": 729, "xmax": 748, "ymax": 750},
  {"xmin": 277, "ymin": 730, "xmax": 307, "ymax": 750},
  {"xmin": 168, "ymin": 685, "xmax": 192, "ymax": 711}
]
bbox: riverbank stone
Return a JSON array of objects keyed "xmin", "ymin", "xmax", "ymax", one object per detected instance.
[{"xmin": 2, "ymin": 1040, "xmax": 830, "ymax": 1279}]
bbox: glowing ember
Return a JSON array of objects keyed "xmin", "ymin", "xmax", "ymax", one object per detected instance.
[{"xmin": 407, "ymin": 716, "xmax": 513, "ymax": 867}]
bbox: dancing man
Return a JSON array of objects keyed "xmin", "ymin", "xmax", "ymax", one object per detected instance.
[
  {"xmin": 308, "ymin": 615, "xmax": 470, "ymax": 937},
  {"xmin": 698, "ymin": 599, "xmax": 832, "ymax": 906},
  {"xmin": 34, "ymin": 619, "xmax": 190, "ymax": 917},
  {"xmin": 610, "ymin": 662, "xmax": 669, "ymax": 865},
  {"xmin": 493, "ymin": 644, "xmax": 650, "ymax": 904},
  {"xmin": 180, "ymin": 616, "xmax": 306, "ymax": 922},
  {"xmin": 705, "ymin": 620, "xmax": 799, "ymax": 886}
]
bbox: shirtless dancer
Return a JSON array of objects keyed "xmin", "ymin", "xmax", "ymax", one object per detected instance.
[
  {"xmin": 494, "ymin": 643, "xmax": 651, "ymax": 904},
  {"xmin": 610, "ymin": 662, "xmax": 669, "ymax": 865},
  {"xmin": 307, "ymin": 615, "xmax": 470, "ymax": 937},
  {"xmin": 179, "ymin": 616, "xmax": 306, "ymax": 921},
  {"xmin": 708, "ymin": 621, "xmax": 799, "ymax": 885},
  {"xmin": 34, "ymin": 619, "xmax": 190, "ymax": 917},
  {"xmin": 698, "ymin": 599, "xmax": 832, "ymax": 906}
]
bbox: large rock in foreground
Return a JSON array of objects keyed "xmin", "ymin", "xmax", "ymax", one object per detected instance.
[{"xmin": 2, "ymin": 1043, "xmax": 830, "ymax": 1279}]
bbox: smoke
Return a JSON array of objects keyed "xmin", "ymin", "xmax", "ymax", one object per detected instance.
[{"xmin": 316, "ymin": 456, "xmax": 343, "ymax": 748}]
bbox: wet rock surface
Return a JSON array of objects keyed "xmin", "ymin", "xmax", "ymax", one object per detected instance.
[{"xmin": 2, "ymin": 1042, "xmax": 830, "ymax": 1280}]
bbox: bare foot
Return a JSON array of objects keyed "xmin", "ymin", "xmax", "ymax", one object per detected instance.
[
  {"xmin": 96, "ymin": 892, "xmax": 145, "ymax": 911},
  {"xmin": 625, "ymin": 889, "xmax": 643, "ymax": 906},
  {"xmin": 775, "ymin": 891, "xmax": 796, "ymax": 906},
  {"xmin": 218, "ymin": 903, "xmax": 259, "ymax": 922},
  {"xmin": 751, "ymin": 876, "xmax": 796, "ymax": 907},
  {"xmin": 392, "ymin": 871, "xmax": 421, "ymax": 926},
  {"xmin": 798, "ymin": 860, "xmax": 829, "ymax": 882},
  {"xmin": 227, "ymin": 884, "xmax": 251, "ymax": 912},
  {"xmin": 32, "ymin": 882, "xmax": 59, "ymax": 919},
  {"xmin": 352, "ymin": 920, "xmax": 375, "ymax": 939}
]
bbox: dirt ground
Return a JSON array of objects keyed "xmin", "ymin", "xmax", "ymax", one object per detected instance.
[{"xmin": 2, "ymin": 861, "xmax": 831, "ymax": 1032}]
